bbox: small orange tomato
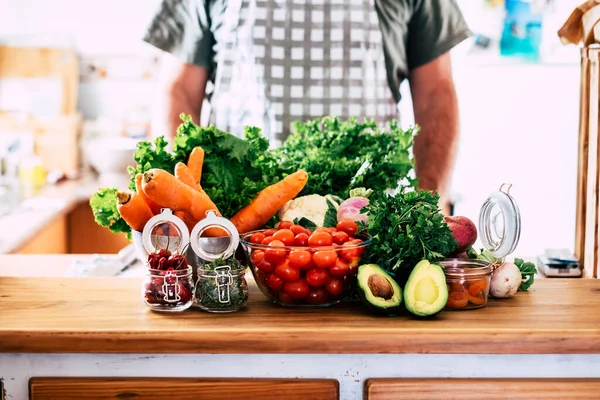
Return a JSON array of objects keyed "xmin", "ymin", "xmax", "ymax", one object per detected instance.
[
  {"xmin": 272, "ymin": 229, "xmax": 295, "ymax": 246},
  {"xmin": 277, "ymin": 221, "xmax": 293, "ymax": 230},
  {"xmin": 308, "ymin": 231, "xmax": 333, "ymax": 247},
  {"xmin": 249, "ymin": 232, "xmax": 266, "ymax": 244},
  {"xmin": 313, "ymin": 250, "xmax": 338, "ymax": 268}
]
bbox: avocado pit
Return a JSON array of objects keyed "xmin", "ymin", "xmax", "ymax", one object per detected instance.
[{"xmin": 367, "ymin": 274, "xmax": 394, "ymax": 300}]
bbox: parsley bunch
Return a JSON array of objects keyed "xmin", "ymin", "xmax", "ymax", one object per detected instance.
[{"xmin": 365, "ymin": 189, "xmax": 457, "ymax": 285}]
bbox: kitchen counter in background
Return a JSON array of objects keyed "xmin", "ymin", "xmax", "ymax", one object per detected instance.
[
  {"xmin": 0, "ymin": 255, "xmax": 599, "ymax": 399},
  {"xmin": 0, "ymin": 175, "xmax": 130, "ymax": 255}
]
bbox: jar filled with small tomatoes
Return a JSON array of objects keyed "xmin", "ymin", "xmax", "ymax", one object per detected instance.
[
  {"xmin": 439, "ymin": 259, "xmax": 492, "ymax": 310},
  {"xmin": 240, "ymin": 220, "xmax": 372, "ymax": 307}
]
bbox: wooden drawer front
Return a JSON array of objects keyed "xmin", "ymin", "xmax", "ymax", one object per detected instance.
[
  {"xmin": 30, "ymin": 377, "xmax": 339, "ymax": 400},
  {"xmin": 365, "ymin": 378, "xmax": 600, "ymax": 400}
]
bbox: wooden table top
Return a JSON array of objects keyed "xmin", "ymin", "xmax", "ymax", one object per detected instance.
[{"xmin": 1, "ymin": 255, "xmax": 599, "ymax": 355}]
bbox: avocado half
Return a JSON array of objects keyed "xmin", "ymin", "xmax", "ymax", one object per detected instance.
[
  {"xmin": 403, "ymin": 259, "xmax": 448, "ymax": 317},
  {"xmin": 357, "ymin": 264, "xmax": 402, "ymax": 314}
]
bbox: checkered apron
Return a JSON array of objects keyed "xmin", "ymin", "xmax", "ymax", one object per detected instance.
[{"xmin": 207, "ymin": 0, "xmax": 399, "ymax": 145}]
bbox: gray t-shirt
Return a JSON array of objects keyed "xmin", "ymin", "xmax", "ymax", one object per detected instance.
[{"xmin": 143, "ymin": 0, "xmax": 470, "ymax": 104}]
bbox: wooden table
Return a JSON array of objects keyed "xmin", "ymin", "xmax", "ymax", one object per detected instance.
[{"xmin": 1, "ymin": 255, "xmax": 600, "ymax": 399}]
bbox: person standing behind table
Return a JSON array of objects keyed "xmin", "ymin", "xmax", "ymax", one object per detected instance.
[{"xmin": 142, "ymin": 0, "xmax": 471, "ymax": 209}]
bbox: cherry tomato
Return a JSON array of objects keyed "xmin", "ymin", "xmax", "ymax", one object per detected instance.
[
  {"xmin": 266, "ymin": 273, "xmax": 284, "ymax": 291},
  {"xmin": 336, "ymin": 219, "xmax": 358, "ymax": 237},
  {"xmin": 294, "ymin": 232, "xmax": 309, "ymax": 246},
  {"xmin": 306, "ymin": 268, "xmax": 329, "ymax": 287},
  {"xmin": 272, "ymin": 229, "xmax": 295, "ymax": 246},
  {"xmin": 332, "ymin": 231, "xmax": 349, "ymax": 245},
  {"xmin": 348, "ymin": 258, "xmax": 360, "ymax": 274},
  {"xmin": 262, "ymin": 236, "xmax": 275, "ymax": 246},
  {"xmin": 251, "ymin": 250, "xmax": 275, "ymax": 272},
  {"xmin": 249, "ymin": 232, "xmax": 265, "ymax": 244},
  {"xmin": 325, "ymin": 278, "xmax": 344, "ymax": 297},
  {"xmin": 265, "ymin": 240, "xmax": 286, "ymax": 264},
  {"xmin": 313, "ymin": 250, "xmax": 338, "ymax": 268},
  {"xmin": 326, "ymin": 227, "xmax": 338, "ymax": 234},
  {"xmin": 339, "ymin": 241, "xmax": 362, "ymax": 262},
  {"xmin": 279, "ymin": 291, "xmax": 295, "ymax": 303},
  {"xmin": 305, "ymin": 288, "xmax": 329, "ymax": 305},
  {"xmin": 263, "ymin": 228, "xmax": 277, "ymax": 237},
  {"xmin": 288, "ymin": 250, "xmax": 312, "ymax": 269},
  {"xmin": 275, "ymin": 259, "xmax": 300, "ymax": 281},
  {"xmin": 308, "ymin": 231, "xmax": 333, "ymax": 247},
  {"xmin": 277, "ymin": 221, "xmax": 293, "ymax": 230},
  {"xmin": 290, "ymin": 224, "xmax": 308, "ymax": 236},
  {"xmin": 328, "ymin": 258, "xmax": 350, "ymax": 277},
  {"xmin": 283, "ymin": 279, "xmax": 310, "ymax": 299}
]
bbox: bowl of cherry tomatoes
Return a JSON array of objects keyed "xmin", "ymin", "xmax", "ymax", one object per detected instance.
[{"xmin": 240, "ymin": 220, "xmax": 371, "ymax": 307}]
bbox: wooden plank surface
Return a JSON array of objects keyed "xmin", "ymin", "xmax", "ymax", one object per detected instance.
[
  {"xmin": 364, "ymin": 378, "xmax": 600, "ymax": 400},
  {"xmin": 29, "ymin": 378, "xmax": 339, "ymax": 400},
  {"xmin": 0, "ymin": 269, "xmax": 599, "ymax": 354}
]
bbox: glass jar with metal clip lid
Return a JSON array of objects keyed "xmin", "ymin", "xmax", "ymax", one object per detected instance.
[
  {"xmin": 192, "ymin": 211, "xmax": 249, "ymax": 313},
  {"xmin": 440, "ymin": 183, "xmax": 521, "ymax": 310}
]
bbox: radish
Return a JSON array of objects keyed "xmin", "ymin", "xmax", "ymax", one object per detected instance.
[
  {"xmin": 489, "ymin": 262, "xmax": 522, "ymax": 298},
  {"xmin": 337, "ymin": 188, "xmax": 372, "ymax": 224}
]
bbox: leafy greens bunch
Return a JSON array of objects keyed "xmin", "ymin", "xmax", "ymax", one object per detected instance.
[
  {"xmin": 270, "ymin": 116, "xmax": 417, "ymax": 198},
  {"xmin": 365, "ymin": 189, "xmax": 457, "ymax": 285}
]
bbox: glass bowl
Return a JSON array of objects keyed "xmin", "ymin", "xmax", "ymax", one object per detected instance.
[
  {"xmin": 240, "ymin": 228, "xmax": 372, "ymax": 307},
  {"xmin": 439, "ymin": 259, "xmax": 492, "ymax": 310}
]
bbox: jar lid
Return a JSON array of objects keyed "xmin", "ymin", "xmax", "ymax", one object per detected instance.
[
  {"xmin": 439, "ymin": 259, "xmax": 492, "ymax": 278},
  {"xmin": 478, "ymin": 184, "xmax": 521, "ymax": 259},
  {"xmin": 190, "ymin": 211, "xmax": 240, "ymax": 262},
  {"xmin": 141, "ymin": 208, "xmax": 190, "ymax": 255}
]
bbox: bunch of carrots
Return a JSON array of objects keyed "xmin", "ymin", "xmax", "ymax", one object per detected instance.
[{"xmin": 116, "ymin": 146, "xmax": 308, "ymax": 236}]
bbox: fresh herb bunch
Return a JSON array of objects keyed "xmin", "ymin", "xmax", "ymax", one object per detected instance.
[
  {"xmin": 196, "ymin": 257, "xmax": 249, "ymax": 310},
  {"xmin": 364, "ymin": 189, "xmax": 457, "ymax": 285},
  {"xmin": 270, "ymin": 116, "xmax": 418, "ymax": 198}
]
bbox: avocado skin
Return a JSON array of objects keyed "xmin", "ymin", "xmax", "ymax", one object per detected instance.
[
  {"xmin": 403, "ymin": 259, "xmax": 448, "ymax": 317},
  {"xmin": 357, "ymin": 264, "xmax": 403, "ymax": 315}
]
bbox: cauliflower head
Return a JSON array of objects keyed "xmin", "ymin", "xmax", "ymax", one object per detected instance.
[{"xmin": 277, "ymin": 194, "xmax": 339, "ymax": 227}]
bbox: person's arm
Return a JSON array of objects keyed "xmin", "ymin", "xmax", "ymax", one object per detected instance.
[
  {"xmin": 409, "ymin": 52, "xmax": 459, "ymax": 209},
  {"xmin": 152, "ymin": 53, "xmax": 209, "ymax": 139}
]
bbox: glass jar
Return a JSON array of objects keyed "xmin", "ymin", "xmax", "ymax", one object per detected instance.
[
  {"xmin": 142, "ymin": 267, "xmax": 194, "ymax": 312},
  {"xmin": 195, "ymin": 263, "xmax": 248, "ymax": 313},
  {"xmin": 439, "ymin": 259, "xmax": 492, "ymax": 310}
]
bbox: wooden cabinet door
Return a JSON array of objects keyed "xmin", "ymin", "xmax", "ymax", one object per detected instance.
[
  {"xmin": 30, "ymin": 377, "xmax": 339, "ymax": 400},
  {"xmin": 365, "ymin": 378, "xmax": 600, "ymax": 400}
]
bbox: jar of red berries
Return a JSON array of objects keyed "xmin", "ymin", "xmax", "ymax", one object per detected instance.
[{"xmin": 141, "ymin": 209, "xmax": 195, "ymax": 312}]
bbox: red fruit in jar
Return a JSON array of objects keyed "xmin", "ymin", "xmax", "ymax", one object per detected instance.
[
  {"xmin": 263, "ymin": 228, "xmax": 277, "ymax": 237},
  {"xmin": 179, "ymin": 284, "xmax": 192, "ymax": 303},
  {"xmin": 290, "ymin": 224, "xmax": 307, "ymax": 236},
  {"xmin": 169, "ymin": 255, "xmax": 187, "ymax": 270},
  {"xmin": 157, "ymin": 248, "xmax": 171, "ymax": 258},
  {"xmin": 288, "ymin": 250, "xmax": 312, "ymax": 269},
  {"xmin": 250, "ymin": 232, "xmax": 266, "ymax": 244},
  {"xmin": 158, "ymin": 257, "xmax": 169, "ymax": 270},
  {"xmin": 332, "ymin": 231, "xmax": 350, "ymax": 245},
  {"xmin": 265, "ymin": 240, "xmax": 287, "ymax": 264},
  {"xmin": 329, "ymin": 258, "xmax": 350, "ymax": 277},
  {"xmin": 313, "ymin": 250, "xmax": 338, "ymax": 268},
  {"xmin": 266, "ymin": 273, "xmax": 285, "ymax": 291},
  {"xmin": 283, "ymin": 279, "xmax": 310, "ymax": 299},
  {"xmin": 308, "ymin": 231, "xmax": 333, "ymax": 247},
  {"xmin": 336, "ymin": 219, "xmax": 358, "ymax": 237},
  {"xmin": 144, "ymin": 290, "xmax": 159, "ymax": 305},
  {"xmin": 277, "ymin": 221, "xmax": 293, "ymax": 230},
  {"xmin": 294, "ymin": 232, "xmax": 309, "ymax": 246},
  {"xmin": 275, "ymin": 259, "xmax": 300, "ymax": 281},
  {"xmin": 272, "ymin": 229, "xmax": 295, "ymax": 246},
  {"xmin": 147, "ymin": 254, "xmax": 161, "ymax": 269},
  {"xmin": 279, "ymin": 291, "xmax": 295, "ymax": 304},
  {"xmin": 325, "ymin": 278, "xmax": 344, "ymax": 296},
  {"xmin": 306, "ymin": 268, "xmax": 329, "ymax": 287},
  {"xmin": 305, "ymin": 288, "xmax": 330, "ymax": 305}
]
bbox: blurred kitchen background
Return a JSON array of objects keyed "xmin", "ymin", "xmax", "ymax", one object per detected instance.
[{"xmin": 0, "ymin": 0, "xmax": 586, "ymax": 259}]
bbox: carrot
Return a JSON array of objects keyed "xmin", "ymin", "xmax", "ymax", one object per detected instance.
[
  {"xmin": 142, "ymin": 169, "xmax": 221, "ymax": 222},
  {"xmin": 174, "ymin": 162, "xmax": 200, "ymax": 190},
  {"xmin": 230, "ymin": 170, "xmax": 308, "ymax": 234},
  {"xmin": 174, "ymin": 211, "xmax": 197, "ymax": 232},
  {"xmin": 116, "ymin": 190, "xmax": 154, "ymax": 232},
  {"xmin": 135, "ymin": 173, "xmax": 162, "ymax": 215},
  {"xmin": 187, "ymin": 146, "xmax": 205, "ymax": 184}
]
